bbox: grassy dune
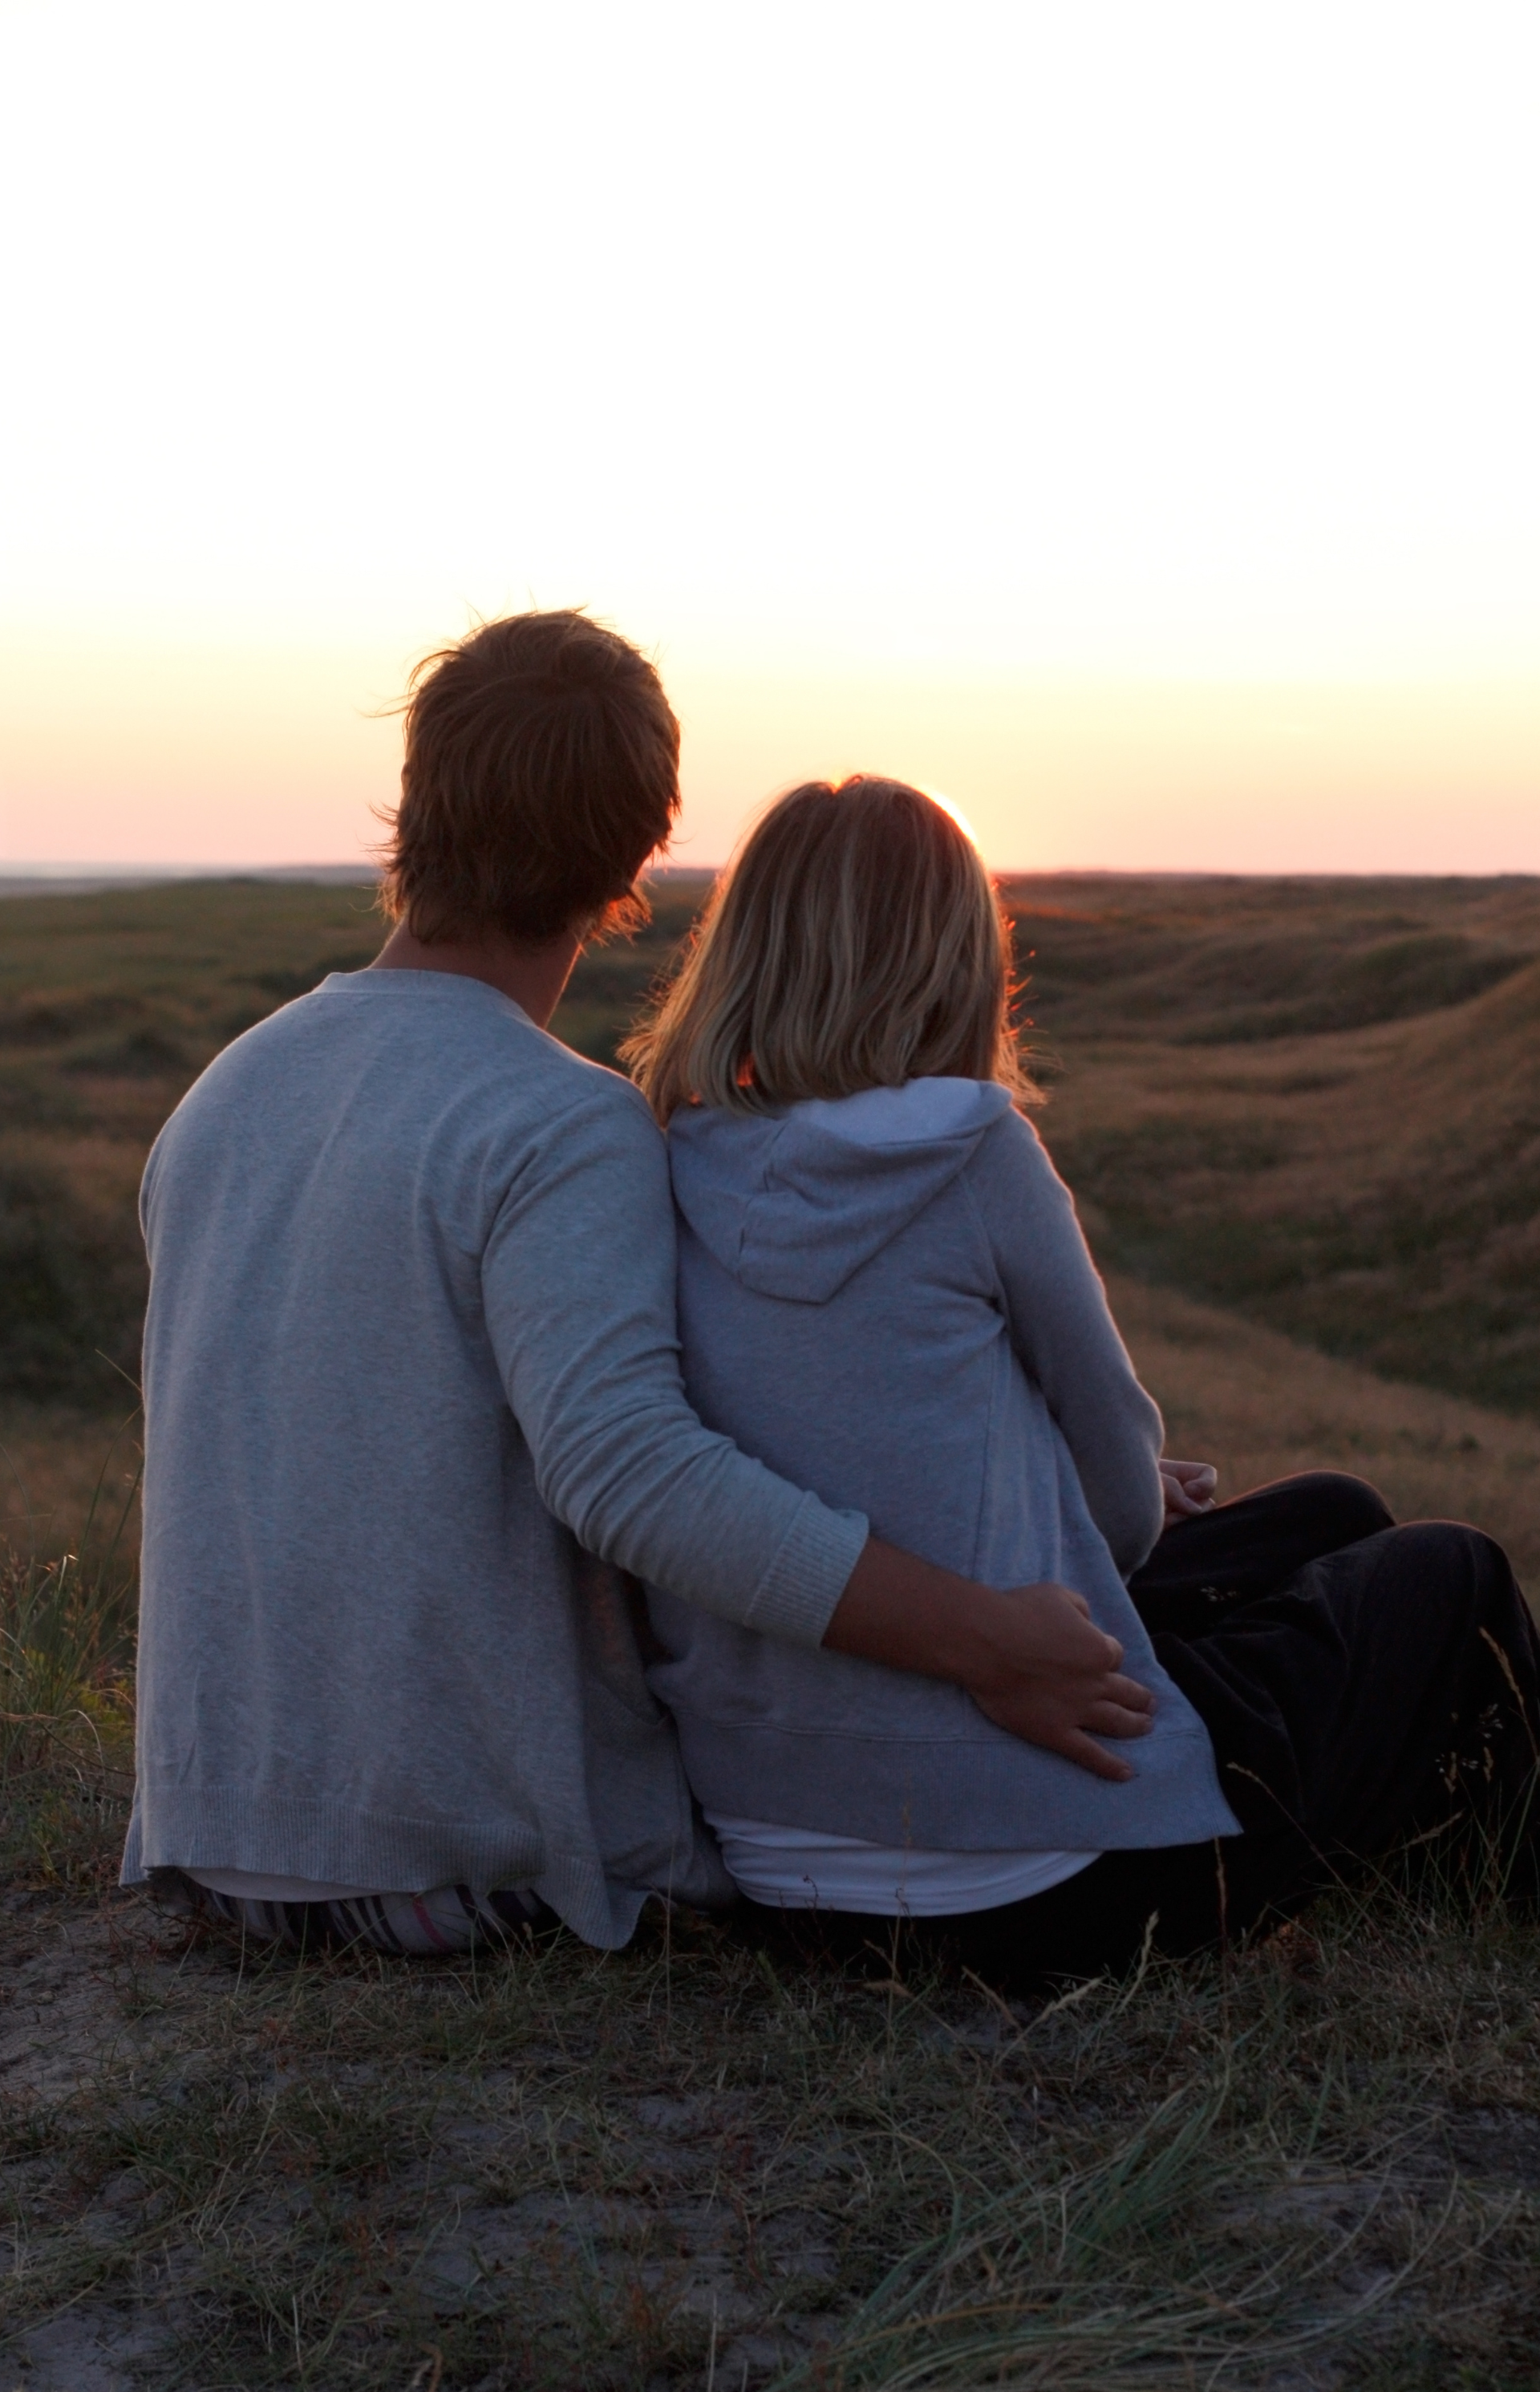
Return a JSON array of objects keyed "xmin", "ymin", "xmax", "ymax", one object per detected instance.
[
  {"xmin": 4, "ymin": 866, "xmax": 1538, "ymax": 1423},
  {"xmin": 0, "ymin": 880, "xmax": 384, "ymax": 1405}
]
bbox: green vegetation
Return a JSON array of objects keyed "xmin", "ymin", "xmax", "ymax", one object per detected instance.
[
  {"xmin": 551, "ymin": 875, "xmax": 715, "ymax": 1068},
  {"xmin": 1007, "ymin": 872, "xmax": 1539, "ymax": 1048}
]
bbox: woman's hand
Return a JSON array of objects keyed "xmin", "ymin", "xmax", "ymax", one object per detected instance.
[
  {"xmin": 1160, "ymin": 1457, "xmax": 1218, "ymax": 1522},
  {"xmin": 823, "ymin": 1541, "xmax": 1156, "ymax": 1783}
]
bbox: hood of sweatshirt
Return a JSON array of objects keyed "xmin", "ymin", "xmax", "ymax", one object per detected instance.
[{"xmin": 667, "ymin": 1077, "xmax": 1015, "ymax": 1303}]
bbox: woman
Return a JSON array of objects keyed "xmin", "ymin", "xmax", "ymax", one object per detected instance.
[{"xmin": 625, "ymin": 776, "xmax": 1540, "ymax": 1989}]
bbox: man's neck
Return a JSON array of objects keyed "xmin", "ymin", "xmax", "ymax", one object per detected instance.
[{"xmin": 370, "ymin": 921, "xmax": 582, "ymax": 1030}]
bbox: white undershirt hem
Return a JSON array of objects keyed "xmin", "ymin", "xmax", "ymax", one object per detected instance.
[
  {"xmin": 186, "ymin": 1868, "xmax": 390, "ymax": 1902},
  {"xmin": 705, "ymin": 1814, "xmax": 1100, "ymax": 1917}
]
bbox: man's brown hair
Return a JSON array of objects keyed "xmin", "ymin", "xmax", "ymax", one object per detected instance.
[{"xmin": 380, "ymin": 610, "xmax": 681, "ymax": 945}]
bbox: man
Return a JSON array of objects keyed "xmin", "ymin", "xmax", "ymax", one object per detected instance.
[{"xmin": 124, "ymin": 610, "xmax": 1153, "ymax": 1956}]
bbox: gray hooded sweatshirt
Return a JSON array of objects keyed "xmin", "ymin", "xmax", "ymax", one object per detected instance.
[{"xmin": 647, "ymin": 1079, "xmax": 1241, "ymax": 1852}]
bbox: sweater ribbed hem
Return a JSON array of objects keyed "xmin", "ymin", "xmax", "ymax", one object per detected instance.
[
  {"xmin": 120, "ymin": 1788, "xmax": 717, "ymax": 1952},
  {"xmin": 744, "ymin": 1496, "xmax": 868, "ymax": 1647}
]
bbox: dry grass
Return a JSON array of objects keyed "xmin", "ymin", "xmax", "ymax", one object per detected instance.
[
  {"xmin": 0, "ymin": 874, "xmax": 708, "ymax": 1409},
  {"xmin": 0, "ymin": 1402, "xmax": 143, "ymax": 1565},
  {"xmin": 0, "ymin": 1444, "xmax": 138, "ymax": 1899},
  {"xmin": 0, "ymin": 1871, "xmax": 1536, "ymax": 2390},
  {"xmin": 7, "ymin": 868, "xmax": 1538, "ymax": 1417}
]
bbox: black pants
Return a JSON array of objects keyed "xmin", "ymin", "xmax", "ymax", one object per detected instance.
[{"xmin": 750, "ymin": 1475, "xmax": 1540, "ymax": 1994}]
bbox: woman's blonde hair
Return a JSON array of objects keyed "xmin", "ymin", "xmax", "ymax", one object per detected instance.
[{"xmin": 623, "ymin": 776, "xmax": 1035, "ymax": 1121}]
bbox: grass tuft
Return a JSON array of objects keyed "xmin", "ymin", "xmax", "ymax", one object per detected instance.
[{"xmin": 0, "ymin": 1423, "xmax": 139, "ymax": 1888}]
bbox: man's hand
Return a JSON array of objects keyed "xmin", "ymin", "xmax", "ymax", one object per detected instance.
[
  {"xmin": 964, "ymin": 1582, "xmax": 1156, "ymax": 1782},
  {"xmin": 1160, "ymin": 1457, "xmax": 1218, "ymax": 1522},
  {"xmin": 823, "ymin": 1540, "xmax": 1157, "ymax": 1784}
]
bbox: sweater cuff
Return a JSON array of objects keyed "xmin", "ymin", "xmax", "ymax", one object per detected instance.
[{"xmin": 743, "ymin": 1494, "xmax": 869, "ymax": 1647}]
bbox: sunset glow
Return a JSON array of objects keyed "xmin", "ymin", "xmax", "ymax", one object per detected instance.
[{"xmin": 2, "ymin": 2, "xmax": 1537, "ymax": 872}]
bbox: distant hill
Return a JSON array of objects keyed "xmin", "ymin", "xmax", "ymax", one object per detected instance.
[
  {"xmin": 1002, "ymin": 870, "xmax": 1540, "ymax": 1047},
  {"xmin": 0, "ymin": 870, "xmax": 1536, "ymax": 1415},
  {"xmin": 1021, "ymin": 878, "xmax": 1540, "ymax": 1416}
]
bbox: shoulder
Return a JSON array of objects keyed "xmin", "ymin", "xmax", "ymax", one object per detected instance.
[
  {"xmin": 151, "ymin": 978, "xmax": 663, "ymax": 1190},
  {"xmin": 440, "ymin": 1014, "xmax": 666, "ymax": 1190},
  {"xmin": 970, "ymin": 1101, "xmax": 1060, "ymax": 1180},
  {"xmin": 963, "ymin": 1102, "xmax": 1085, "ymax": 1226},
  {"xmin": 523, "ymin": 1045, "xmax": 663, "ymax": 1156}
]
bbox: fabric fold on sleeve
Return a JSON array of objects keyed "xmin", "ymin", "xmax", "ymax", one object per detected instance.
[{"xmin": 740, "ymin": 1492, "xmax": 870, "ymax": 1646}]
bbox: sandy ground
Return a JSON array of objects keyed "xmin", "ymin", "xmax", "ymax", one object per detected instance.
[
  {"xmin": 0, "ymin": 1886, "xmax": 1537, "ymax": 2390},
  {"xmin": 0, "ymin": 1892, "xmax": 857, "ymax": 2390}
]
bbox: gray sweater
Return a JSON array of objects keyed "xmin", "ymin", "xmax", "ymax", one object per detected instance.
[
  {"xmin": 122, "ymin": 971, "xmax": 868, "ymax": 1947},
  {"xmin": 647, "ymin": 1079, "xmax": 1240, "ymax": 1851}
]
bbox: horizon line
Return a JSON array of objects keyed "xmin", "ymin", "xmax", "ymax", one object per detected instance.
[{"xmin": 6, "ymin": 861, "xmax": 1540, "ymax": 893}]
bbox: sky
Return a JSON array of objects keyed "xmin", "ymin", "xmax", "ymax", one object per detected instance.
[{"xmin": 2, "ymin": 0, "xmax": 1538, "ymax": 874}]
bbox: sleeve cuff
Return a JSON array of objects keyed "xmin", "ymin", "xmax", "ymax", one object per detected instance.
[{"xmin": 742, "ymin": 1494, "xmax": 869, "ymax": 1647}]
